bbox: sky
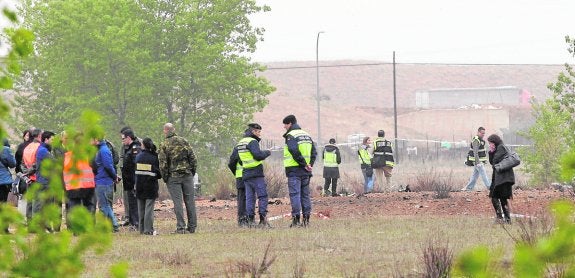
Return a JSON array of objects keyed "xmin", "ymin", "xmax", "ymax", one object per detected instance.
[{"xmin": 250, "ymin": 0, "xmax": 575, "ymax": 64}]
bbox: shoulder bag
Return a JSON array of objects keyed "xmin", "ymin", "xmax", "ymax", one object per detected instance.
[{"xmin": 494, "ymin": 145, "xmax": 521, "ymax": 172}]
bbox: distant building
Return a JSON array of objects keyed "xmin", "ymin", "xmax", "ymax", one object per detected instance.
[{"xmin": 415, "ymin": 86, "xmax": 531, "ymax": 109}]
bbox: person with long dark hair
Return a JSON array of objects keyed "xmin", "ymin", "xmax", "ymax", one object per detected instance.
[
  {"xmin": 135, "ymin": 138, "xmax": 161, "ymax": 235},
  {"xmin": 487, "ymin": 134, "xmax": 515, "ymax": 224}
]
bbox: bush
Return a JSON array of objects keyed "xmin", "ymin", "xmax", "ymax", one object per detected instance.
[
  {"xmin": 422, "ymin": 238, "xmax": 453, "ymax": 278},
  {"xmin": 264, "ymin": 164, "xmax": 288, "ymax": 198},
  {"xmin": 433, "ymin": 171, "xmax": 454, "ymax": 199},
  {"xmin": 452, "ymin": 201, "xmax": 575, "ymax": 277},
  {"xmin": 411, "ymin": 167, "xmax": 441, "ymax": 192}
]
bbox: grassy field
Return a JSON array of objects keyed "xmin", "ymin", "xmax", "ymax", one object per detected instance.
[{"xmin": 82, "ymin": 215, "xmax": 517, "ymax": 277}]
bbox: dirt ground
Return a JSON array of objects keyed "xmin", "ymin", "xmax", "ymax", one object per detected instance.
[{"xmin": 118, "ymin": 188, "xmax": 573, "ymax": 223}]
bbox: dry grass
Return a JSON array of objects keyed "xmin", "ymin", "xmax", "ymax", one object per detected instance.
[
  {"xmin": 225, "ymin": 241, "xmax": 277, "ymax": 278},
  {"xmin": 503, "ymin": 212, "xmax": 554, "ymax": 246},
  {"xmin": 81, "ymin": 215, "xmax": 519, "ymax": 277}
]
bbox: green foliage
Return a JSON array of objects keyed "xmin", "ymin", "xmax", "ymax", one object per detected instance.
[
  {"xmin": 452, "ymin": 201, "xmax": 575, "ymax": 277},
  {"xmin": 15, "ymin": 0, "xmax": 275, "ymax": 185},
  {"xmin": 1, "ymin": 8, "xmax": 125, "ymax": 278},
  {"xmin": 517, "ymin": 99, "xmax": 571, "ymax": 186},
  {"xmin": 0, "ymin": 111, "xmax": 128, "ymax": 277},
  {"xmin": 0, "ymin": 6, "xmax": 34, "ymax": 139},
  {"xmin": 519, "ymin": 36, "xmax": 575, "ymax": 186}
]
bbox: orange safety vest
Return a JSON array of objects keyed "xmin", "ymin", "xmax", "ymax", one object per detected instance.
[
  {"xmin": 22, "ymin": 141, "xmax": 40, "ymax": 181},
  {"xmin": 63, "ymin": 151, "xmax": 95, "ymax": 191}
]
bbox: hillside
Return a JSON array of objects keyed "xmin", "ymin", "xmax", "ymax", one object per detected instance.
[{"xmin": 254, "ymin": 61, "xmax": 564, "ymax": 145}]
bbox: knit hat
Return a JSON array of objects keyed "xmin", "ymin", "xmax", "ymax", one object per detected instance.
[
  {"xmin": 282, "ymin": 115, "xmax": 297, "ymax": 125},
  {"xmin": 329, "ymin": 138, "xmax": 336, "ymax": 144}
]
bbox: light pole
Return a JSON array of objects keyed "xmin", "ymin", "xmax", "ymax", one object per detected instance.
[{"xmin": 316, "ymin": 31, "xmax": 325, "ymax": 146}]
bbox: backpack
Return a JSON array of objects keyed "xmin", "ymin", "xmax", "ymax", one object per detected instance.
[{"xmin": 105, "ymin": 140, "xmax": 120, "ymax": 167}]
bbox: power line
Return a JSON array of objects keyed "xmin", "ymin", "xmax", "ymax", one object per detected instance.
[{"xmin": 263, "ymin": 61, "xmax": 566, "ymax": 71}]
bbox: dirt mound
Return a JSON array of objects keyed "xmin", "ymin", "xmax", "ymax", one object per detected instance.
[{"xmin": 123, "ymin": 188, "xmax": 571, "ymax": 222}]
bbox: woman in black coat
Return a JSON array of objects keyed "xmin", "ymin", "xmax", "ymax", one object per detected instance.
[
  {"xmin": 135, "ymin": 138, "xmax": 162, "ymax": 235},
  {"xmin": 487, "ymin": 134, "xmax": 515, "ymax": 224}
]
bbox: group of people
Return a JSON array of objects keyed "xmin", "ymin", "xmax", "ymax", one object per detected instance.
[
  {"xmin": 320, "ymin": 130, "xmax": 397, "ymax": 196},
  {"xmin": 228, "ymin": 115, "xmax": 317, "ymax": 228},
  {"xmin": 0, "ymin": 119, "xmax": 517, "ymax": 234},
  {"xmin": 0, "ymin": 123, "xmax": 197, "ymax": 235},
  {"xmin": 463, "ymin": 126, "xmax": 516, "ymax": 224}
]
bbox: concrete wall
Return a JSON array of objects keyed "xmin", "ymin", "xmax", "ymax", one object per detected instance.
[{"xmin": 398, "ymin": 108, "xmax": 509, "ymax": 141}]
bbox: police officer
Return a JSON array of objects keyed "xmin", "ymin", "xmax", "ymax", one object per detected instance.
[
  {"xmin": 282, "ymin": 115, "xmax": 317, "ymax": 227},
  {"xmin": 322, "ymin": 138, "xmax": 341, "ymax": 196},
  {"xmin": 372, "ymin": 130, "xmax": 395, "ymax": 192},
  {"xmin": 228, "ymin": 137, "xmax": 246, "ymax": 227},
  {"xmin": 158, "ymin": 123, "xmax": 198, "ymax": 234},
  {"xmin": 120, "ymin": 129, "xmax": 141, "ymax": 229},
  {"xmin": 233, "ymin": 123, "xmax": 271, "ymax": 228}
]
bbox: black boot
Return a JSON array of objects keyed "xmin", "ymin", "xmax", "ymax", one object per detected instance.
[
  {"xmin": 258, "ymin": 214, "xmax": 271, "ymax": 228},
  {"xmin": 302, "ymin": 214, "xmax": 310, "ymax": 228},
  {"xmin": 247, "ymin": 215, "xmax": 256, "ymax": 228},
  {"xmin": 491, "ymin": 198, "xmax": 503, "ymax": 224},
  {"xmin": 238, "ymin": 216, "xmax": 248, "ymax": 227},
  {"xmin": 332, "ymin": 184, "xmax": 338, "ymax": 197},
  {"xmin": 290, "ymin": 215, "xmax": 300, "ymax": 228},
  {"xmin": 502, "ymin": 202, "xmax": 511, "ymax": 224}
]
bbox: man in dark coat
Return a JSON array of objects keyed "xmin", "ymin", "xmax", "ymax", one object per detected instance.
[
  {"xmin": 121, "ymin": 129, "xmax": 141, "ymax": 229},
  {"xmin": 282, "ymin": 115, "xmax": 317, "ymax": 227},
  {"xmin": 231, "ymin": 123, "xmax": 271, "ymax": 227},
  {"xmin": 322, "ymin": 138, "xmax": 341, "ymax": 196}
]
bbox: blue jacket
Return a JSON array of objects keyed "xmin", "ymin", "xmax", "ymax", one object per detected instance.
[
  {"xmin": 229, "ymin": 129, "xmax": 271, "ymax": 180},
  {"xmin": 283, "ymin": 123, "xmax": 317, "ymax": 177},
  {"xmin": 95, "ymin": 141, "xmax": 117, "ymax": 186},
  {"xmin": 0, "ymin": 146, "xmax": 16, "ymax": 185},
  {"xmin": 35, "ymin": 143, "xmax": 53, "ymax": 185}
]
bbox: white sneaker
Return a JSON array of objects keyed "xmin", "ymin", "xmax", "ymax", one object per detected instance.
[{"xmin": 460, "ymin": 187, "xmax": 468, "ymax": 192}]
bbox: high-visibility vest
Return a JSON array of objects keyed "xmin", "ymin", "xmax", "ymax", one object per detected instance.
[
  {"xmin": 235, "ymin": 163, "xmax": 243, "ymax": 178},
  {"xmin": 22, "ymin": 141, "xmax": 40, "ymax": 181},
  {"xmin": 373, "ymin": 137, "xmax": 395, "ymax": 167},
  {"xmin": 467, "ymin": 136, "xmax": 487, "ymax": 162},
  {"xmin": 323, "ymin": 145, "xmax": 338, "ymax": 168},
  {"xmin": 358, "ymin": 147, "xmax": 371, "ymax": 165},
  {"xmin": 237, "ymin": 137, "xmax": 263, "ymax": 169},
  {"xmin": 63, "ymin": 151, "xmax": 95, "ymax": 191},
  {"xmin": 284, "ymin": 129, "xmax": 312, "ymax": 167}
]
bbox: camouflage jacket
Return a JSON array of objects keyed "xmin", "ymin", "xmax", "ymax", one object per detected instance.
[{"xmin": 158, "ymin": 131, "xmax": 197, "ymax": 182}]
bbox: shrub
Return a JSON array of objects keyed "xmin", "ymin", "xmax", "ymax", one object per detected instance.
[
  {"xmin": 421, "ymin": 238, "xmax": 453, "ymax": 278},
  {"xmin": 339, "ymin": 172, "xmax": 364, "ymax": 195},
  {"xmin": 452, "ymin": 201, "xmax": 575, "ymax": 277},
  {"xmin": 433, "ymin": 172, "xmax": 454, "ymax": 199},
  {"xmin": 225, "ymin": 241, "xmax": 276, "ymax": 278},
  {"xmin": 411, "ymin": 167, "xmax": 441, "ymax": 192},
  {"xmin": 265, "ymin": 164, "xmax": 288, "ymax": 198},
  {"xmin": 513, "ymin": 212, "xmax": 554, "ymax": 246}
]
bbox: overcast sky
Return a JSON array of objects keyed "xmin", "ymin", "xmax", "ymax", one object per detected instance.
[{"xmin": 250, "ymin": 0, "xmax": 575, "ymax": 64}]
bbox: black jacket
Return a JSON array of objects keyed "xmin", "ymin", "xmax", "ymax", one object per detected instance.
[
  {"xmin": 228, "ymin": 129, "xmax": 271, "ymax": 180},
  {"xmin": 489, "ymin": 143, "xmax": 515, "ymax": 199},
  {"xmin": 135, "ymin": 150, "xmax": 161, "ymax": 200},
  {"xmin": 15, "ymin": 140, "xmax": 31, "ymax": 173},
  {"xmin": 121, "ymin": 140, "xmax": 141, "ymax": 191}
]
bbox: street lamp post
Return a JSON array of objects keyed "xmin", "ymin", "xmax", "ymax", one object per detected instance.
[{"xmin": 316, "ymin": 31, "xmax": 324, "ymax": 146}]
